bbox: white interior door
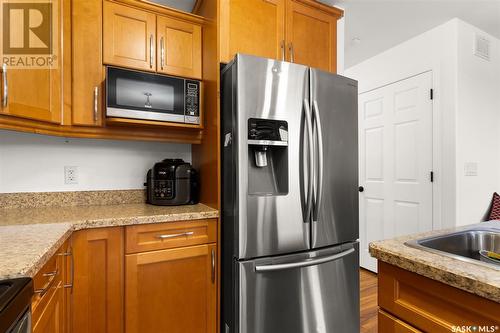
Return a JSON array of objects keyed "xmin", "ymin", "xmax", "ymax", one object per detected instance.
[{"xmin": 359, "ymin": 72, "xmax": 433, "ymax": 272}]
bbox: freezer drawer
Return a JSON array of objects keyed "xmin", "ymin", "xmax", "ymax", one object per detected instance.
[{"xmin": 235, "ymin": 242, "xmax": 359, "ymax": 333}]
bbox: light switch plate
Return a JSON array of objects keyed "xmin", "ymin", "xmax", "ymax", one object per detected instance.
[
  {"xmin": 464, "ymin": 162, "xmax": 478, "ymax": 176},
  {"xmin": 64, "ymin": 166, "xmax": 79, "ymax": 184}
]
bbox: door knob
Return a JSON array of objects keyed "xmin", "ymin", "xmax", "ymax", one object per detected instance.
[{"xmin": 358, "ymin": 186, "xmax": 364, "ymax": 192}]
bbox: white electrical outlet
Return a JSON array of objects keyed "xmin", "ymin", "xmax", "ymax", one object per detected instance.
[{"xmin": 64, "ymin": 166, "xmax": 79, "ymax": 184}]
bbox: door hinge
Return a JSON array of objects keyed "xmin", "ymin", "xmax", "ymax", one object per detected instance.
[
  {"xmin": 430, "ymin": 89, "xmax": 434, "ymax": 100},
  {"xmin": 430, "ymin": 171, "xmax": 434, "ymax": 182}
]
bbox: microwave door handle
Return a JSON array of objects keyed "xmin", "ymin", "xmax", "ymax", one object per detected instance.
[
  {"xmin": 255, "ymin": 248, "xmax": 355, "ymax": 272},
  {"xmin": 312, "ymin": 100, "xmax": 324, "ymax": 223}
]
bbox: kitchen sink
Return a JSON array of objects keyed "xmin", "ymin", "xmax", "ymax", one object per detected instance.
[{"xmin": 405, "ymin": 228, "xmax": 500, "ymax": 269}]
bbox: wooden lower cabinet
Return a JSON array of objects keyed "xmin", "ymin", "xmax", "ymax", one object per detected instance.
[
  {"xmin": 125, "ymin": 243, "xmax": 217, "ymax": 333},
  {"xmin": 71, "ymin": 227, "xmax": 124, "ymax": 333},
  {"xmin": 378, "ymin": 262, "xmax": 500, "ymax": 333},
  {"xmin": 33, "ymin": 282, "xmax": 65, "ymax": 333}
]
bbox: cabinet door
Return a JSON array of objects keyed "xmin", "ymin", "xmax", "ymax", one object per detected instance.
[
  {"xmin": 0, "ymin": 0, "xmax": 62, "ymax": 123},
  {"xmin": 286, "ymin": 0, "xmax": 338, "ymax": 72},
  {"xmin": 72, "ymin": 227, "xmax": 124, "ymax": 333},
  {"xmin": 220, "ymin": 0, "xmax": 285, "ymax": 63},
  {"xmin": 157, "ymin": 16, "xmax": 202, "ymax": 79},
  {"xmin": 33, "ymin": 283, "xmax": 64, "ymax": 333},
  {"xmin": 125, "ymin": 244, "xmax": 217, "ymax": 333},
  {"xmin": 72, "ymin": 0, "xmax": 103, "ymax": 126},
  {"xmin": 103, "ymin": 1, "xmax": 156, "ymax": 72}
]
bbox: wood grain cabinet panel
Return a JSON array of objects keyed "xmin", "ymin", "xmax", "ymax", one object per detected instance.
[
  {"xmin": 379, "ymin": 310, "xmax": 422, "ymax": 333},
  {"xmin": 72, "ymin": 227, "xmax": 124, "ymax": 333},
  {"xmin": 72, "ymin": 0, "xmax": 104, "ymax": 126},
  {"xmin": 220, "ymin": 0, "xmax": 285, "ymax": 63},
  {"xmin": 103, "ymin": 1, "xmax": 156, "ymax": 72},
  {"xmin": 125, "ymin": 219, "xmax": 217, "ymax": 253},
  {"xmin": 125, "ymin": 244, "xmax": 217, "ymax": 333},
  {"xmin": 378, "ymin": 262, "xmax": 500, "ymax": 333},
  {"xmin": 286, "ymin": 0, "xmax": 338, "ymax": 72},
  {"xmin": 157, "ymin": 16, "xmax": 202, "ymax": 79},
  {"xmin": 33, "ymin": 282, "xmax": 65, "ymax": 333}
]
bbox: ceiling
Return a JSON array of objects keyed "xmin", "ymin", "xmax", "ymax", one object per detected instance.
[{"xmin": 319, "ymin": 0, "xmax": 500, "ymax": 68}]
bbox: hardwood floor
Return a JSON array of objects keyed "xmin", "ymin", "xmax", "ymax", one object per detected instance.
[{"xmin": 360, "ymin": 268, "xmax": 378, "ymax": 333}]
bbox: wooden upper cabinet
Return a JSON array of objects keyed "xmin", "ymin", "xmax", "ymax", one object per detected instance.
[
  {"xmin": 157, "ymin": 16, "xmax": 202, "ymax": 79},
  {"xmin": 220, "ymin": 0, "xmax": 285, "ymax": 63},
  {"xmin": 72, "ymin": 227, "xmax": 124, "ymax": 333},
  {"xmin": 103, "ymin": 1, "xmax": 157, "ymax": 72},
  {"xmin": 0, "ymin": 1, "xmax": 62, "ymax": 123},
  {"xmin": 125, "ymin": 244, "xmax": 217, "ymax": 333},
  {"xmin": 72, "ymin": 0, "xmax": 103, "ymax": 126},
  {"xmin": 286, "ymin": 0, "xmax": 340, "ymax": 72},
  {"xmin": 219, "ymin": 0, "xmax": 342, "ymax": 72}
]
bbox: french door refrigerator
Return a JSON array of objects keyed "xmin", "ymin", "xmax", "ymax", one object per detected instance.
[{"xmin": 221, "ymin": 54, "xmax": 359, "ymax": 333}]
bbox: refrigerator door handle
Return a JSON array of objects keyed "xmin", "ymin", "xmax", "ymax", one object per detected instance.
[
  {"xmin": 303, "ymin": 99, "xmax": 314, "ymax": 223},
  {"xmin": 312, "ymin": 100, "xmax": 324, "ymax": 223},
  {"xmin": 254, "ymin": 248, "xmax": 355, "ymax": 272}
]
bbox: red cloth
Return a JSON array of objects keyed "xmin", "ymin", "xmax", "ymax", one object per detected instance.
[{"xmin": 488, "ymin": 192, "xmax": 500, "ymax": 220}]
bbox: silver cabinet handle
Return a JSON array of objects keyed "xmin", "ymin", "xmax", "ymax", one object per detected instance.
[
  {"xmin": 211, "ymin": 248, "xmax": 215, "ymax": 284},
  {"xmin": 156, "ymin": 231, "xmax": 194, "ymax": 239},
  {"xmin": 150, "ymin": 34, "xmax": 154, "ymax": 69},
  {"xmin": 289, "ymin": 43, "xmax": 294, "ymax": 63},
  {"xmin": 280, "ymin": 40, "xmax": 285, "ymax": 61},
  {"xmin": 160, "ymin": 37, "xmax": 165, "ymax": 70},
  {"xmin": 255, "ymin": 248, "xmax": 355, "ymax": 272},
  {"xmin": 303, "ymin": 99, "xmax": 314, "ymax": 223},
  {"xmin": 34, "ymin": 269, "xmax": 58, "ymax": 296},
  {"xmin": 312, "ymin": 100, "xmax": 324, "ymax": 223},
  {"xmin": 59, "ymin": 249, "xmax": 74, "ymax": 292},
  {"xmin": 93, "ymin": 87, "xmax": 99, "ymax": 122},
  {"xmin": 1, "ymin": 63, "xmax": 7, "ymax": 108}
]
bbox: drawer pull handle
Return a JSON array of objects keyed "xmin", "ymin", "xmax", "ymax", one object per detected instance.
[
  {"xmin": 211, "ymin": 248, "xmax": 215, "ymax": 284},
  {"xmin": 59, "ymin": 249, "xmax": 74, "ymax": 291},
  {"xmin": 35, "ymin": 269, "xmax": 58, "ymax": 296},
  {"xmin": 156, "ymin": 231, "xmax": 194, "ymax": 239}
]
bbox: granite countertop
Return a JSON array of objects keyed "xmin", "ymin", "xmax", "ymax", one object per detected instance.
[
  {"xmin": 369, "ymin": 221, "xmax": 500, "ymax": 303},
  {"xmin": 0, "ymin": 202, "xmax": 219, "ymax": 280}
]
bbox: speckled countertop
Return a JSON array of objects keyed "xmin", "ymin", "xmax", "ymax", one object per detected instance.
[
  {"xmin": 369, "ymin": 221, "xmax": 500, "ymax": 303},
  {"xmin": 0, "ymin": 202, "xmax": 219, "ymax": 280}
]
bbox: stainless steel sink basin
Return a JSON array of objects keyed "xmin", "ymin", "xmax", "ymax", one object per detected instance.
[{"xmin": 405, "ymin": 228, "xmax": 500, "ymax": 269}]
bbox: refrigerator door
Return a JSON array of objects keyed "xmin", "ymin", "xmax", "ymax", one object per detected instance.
[
  {"xmin": 236, "ymin": 242, "xmax": 360, "ymax": 333},
  {"xmin": 310, "ymin": 69, "xmax": 359, "ymax": 248},
  {"xmin": 231, "ymin": 54, "xmax": 312, "ymax": 259}
]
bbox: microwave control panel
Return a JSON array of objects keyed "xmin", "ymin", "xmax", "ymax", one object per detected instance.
[{"xmin": 185, "ymin": 80, "xmax": 200, "ymax": 123}]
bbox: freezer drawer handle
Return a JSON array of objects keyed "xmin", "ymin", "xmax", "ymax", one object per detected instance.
[{"xmin": 254, "ymin": 248, "xmax": 355, "ymax": 272}]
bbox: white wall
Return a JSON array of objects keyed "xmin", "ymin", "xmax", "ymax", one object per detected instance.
[
  {"xmin": 345, "ymin": 18, "xmax": 500, "ymax": 228},
  {"xmin": 455, "ymin": 21, "xmax": 500, "ymax": 226},
  {"xmin": 0, "ymin": 130, "xmax": 191, "ymax": 193},
  {"xmin": 345, "ymin": 19, "xmax": 459, "ymax": 229}
]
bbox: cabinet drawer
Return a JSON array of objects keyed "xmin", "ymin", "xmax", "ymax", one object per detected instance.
[
  {"xmin": 32, "ymin": 251, "xmax": 62, "ymax": 313},
  {"xmin": 379, "ymin": 309, "xmax": 421, "ymax": 333},
  {"xmin": 378, "ymin": 262, "xmax": 500, "ymax": 333},
  {"xmin": 125, "ymin": 219, "xmax": 217, "ymax": 253}
]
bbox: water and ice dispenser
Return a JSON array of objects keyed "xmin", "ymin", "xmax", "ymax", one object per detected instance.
[{"xmin": 247, "ymin": 118, "xmax": 289, "ymax": 196}]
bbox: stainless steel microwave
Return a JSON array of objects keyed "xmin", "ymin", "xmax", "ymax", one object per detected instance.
[{"xmin": 106, "ymin": 66, "xmax": 201, "ymax": 125}]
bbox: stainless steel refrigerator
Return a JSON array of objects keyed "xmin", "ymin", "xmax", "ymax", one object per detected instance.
[{"xmin": 221, "ymin": 54, "xmax": 359, "ymax": 333}]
